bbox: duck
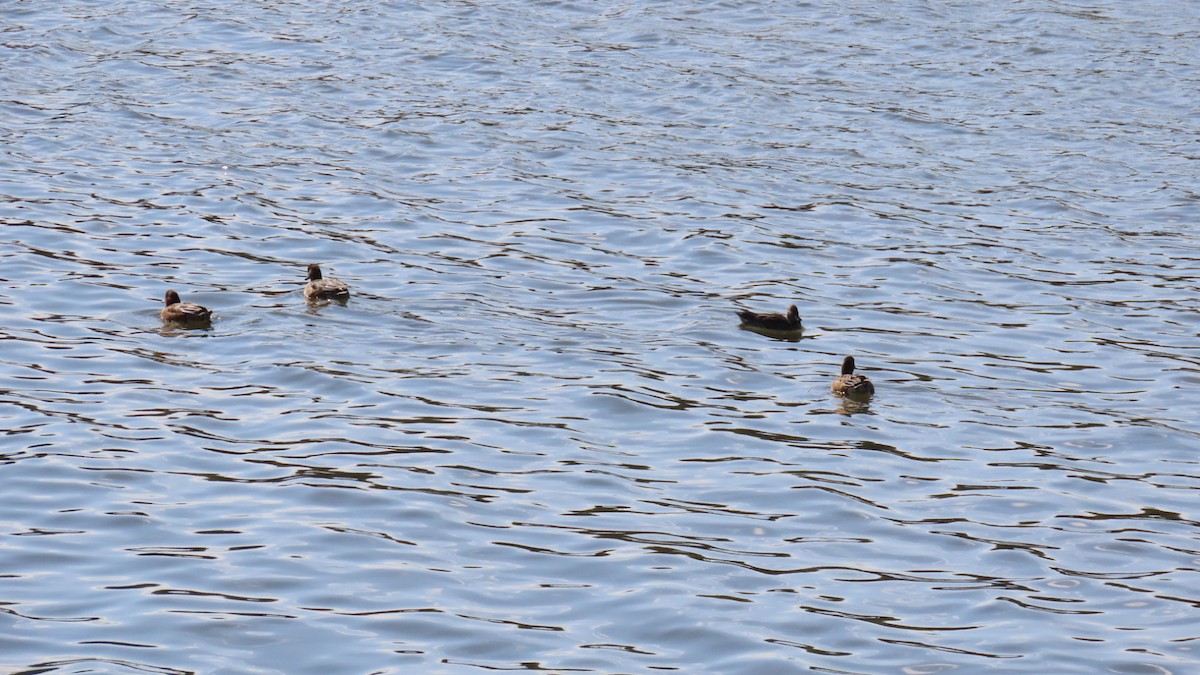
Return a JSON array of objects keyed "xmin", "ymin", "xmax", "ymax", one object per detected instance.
[
  {"xmin": 304, "ymin": 263, "xmax": 350, "ymax": 300},
  {"xmin": 831, "ymin": 356, "xmax": 874, "ymax": 398},
  {"xmin": 161, "ymin": 289, "xmax": 212, "ymax": 325},
  {"xmin": 736, "ymin": 304, "xmax": 801, "ymax": 331}
]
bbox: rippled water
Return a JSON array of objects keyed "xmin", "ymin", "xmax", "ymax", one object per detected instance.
[{"xmin": 2, "ymin": 1, "xmax": 1199, "ymax": 673}]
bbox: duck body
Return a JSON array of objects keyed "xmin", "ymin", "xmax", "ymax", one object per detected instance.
[
  {"xmin": 161, "ymin": 289, "xmax": 212, "ymax": 325},
  {"xmin": 304, "ymin": 263, "xmax": 350, "ymax": 300},
  {"xmin": 737, "ymin": 304, "xmax": 801, "ymax": 331},
  {"xmin": 832, "ymin": 356, "xmax": 874, "ymax": 397}
]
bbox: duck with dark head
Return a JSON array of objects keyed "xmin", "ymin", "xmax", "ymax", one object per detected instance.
[
  {"xmin": 305, "ymin": 264, "xmax": 350, "ymax": 301},
  {"xmin": 736, "ymin": 304, "xmax": 801, "ymax": 332},
  {"xmin": 831, "ymin": 356, "xmax": 874, "ymax": 398},
  {"xmin": 161, "ymin": 289, "xmax": 212, "ymax": 326}
]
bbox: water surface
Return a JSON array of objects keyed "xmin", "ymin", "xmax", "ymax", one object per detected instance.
[{"xmin": 2, "ymin": 1, "xmax": 1198, "ymax": 673}]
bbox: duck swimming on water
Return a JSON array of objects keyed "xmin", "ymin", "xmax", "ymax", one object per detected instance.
[
  {"xmin": 161, "ymin": 289, "xmax": 212, "ymax": 325},
  {"xmin": 736, "ymin": 304, "xmax": 801, "ymax": 331},
  {"xmin": 831, "ymin": 356, "xmax": 874, "ymax": 398},
  {"xmin": 304, "ymin": 264, "xmax": 350, "ymax": 300}
]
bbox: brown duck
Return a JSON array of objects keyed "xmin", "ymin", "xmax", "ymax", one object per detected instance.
[
  {"xmin": 831, "ymin": 356, "xmax": 874, "ymax": 397},
  {"xmin": 161, "ymin": 289, "xmax": 212, "ymax": 325},
  {"xmin": 736, "ymin": 304, "xmax": 801, "ymax": 331},
  {"xmin": 305, "ymin": 264, "xmax": 350, "ymax": 300}
]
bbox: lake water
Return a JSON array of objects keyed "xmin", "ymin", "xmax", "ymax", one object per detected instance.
[{"xmin": 2, "ymin": 1, "xmax": 1198, "ymax": 673}]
